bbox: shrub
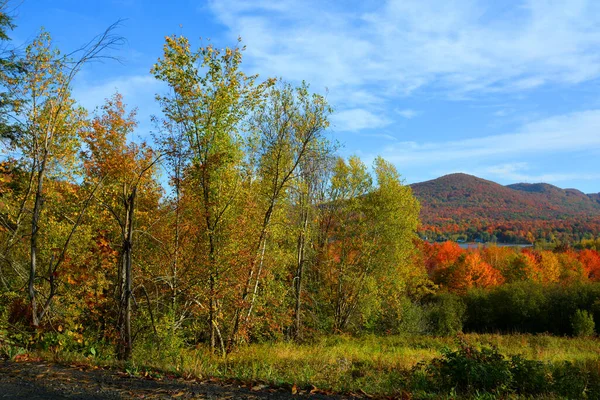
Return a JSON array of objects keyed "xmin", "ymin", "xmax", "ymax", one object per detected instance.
[
  {"xmin": 464, "ymin": 288, "xmax": 496, "ymax": 332},
  {"xmin": 463, "ymin": 282, "xmax": 600, "ymax": 335},
  {"xmin": 552, "ymin": 361, "xmax": 590, "ymax": 399},
  {"xmin": 423, "ymin": 341, "xmax": 512, "ymax": 395},
  {"xmin": 414, "ymin": 340, "xmax": 600, "ymax": 398},
  {"xmin": 427, "ymin": 293, "xmax": 465, "ymax": 336},
  {"xmin": 510, "ymin": 355, "xmax": 549, "ymax": 395},
  {"xmin": 571, "ymin": 309, "xmax": 596, "ymax": 337},
  {"xmin": 397, "ymin": 300, "xmax": 430, "ymax": 335}
]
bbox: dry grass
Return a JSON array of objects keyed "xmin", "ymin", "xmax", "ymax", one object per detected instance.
[{"xmin": 27, "ymin": 333, "xmax": 600, "ymax": 397}]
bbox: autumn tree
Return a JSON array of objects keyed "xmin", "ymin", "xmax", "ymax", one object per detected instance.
[
  {"xmin": 5, "ymin": 26, "xmax": 122, "ymax": 327},
  {"xmin": 82, "ymin": 93, "xmax": 161, "ymax": 360},
  {"xmin": 423, "ymin": 241, "xmax": 464, "ymax": 286},
  {"xmin": 361, "ymin": 157, "xmax": 421, "ymax": 330},
  {"xmin": 289, "ymin": 154, "xmax": 334, "ymax": 340},
  {"xmin": 152, "ymin": 118, "xmax": 192, "ymax": 334},
  {"xmin": 446, "ymin": 252, "xmax": 504, "ymax": 293},
  {"xmin": 315, "ymin": 156, "xmax": 372, "ymax": 331},
  {"xmin": 579, "ymin": 249, "xmax": 600, "ymax": 281},
  {"xmin": 229, "ymin": 81, "xmax": 332, "ymax": 346},
  {"xmin": 0, "ymin": 2, "xmax": 26, "ymax": 297},
  {"xmin": 152, "ymin": 35, "xmax": 269, "ymax": 353}
]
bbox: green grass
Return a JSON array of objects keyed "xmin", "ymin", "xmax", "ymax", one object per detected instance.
[
  {"xmin": 133, "ymin": 334, "xmax": 600, "ymax": 396},
  {"xmin": 22, "ymin": 333, "xmax": 600, "ymax": 398}
]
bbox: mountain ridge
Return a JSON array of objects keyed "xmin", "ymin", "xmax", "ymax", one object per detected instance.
[
  {"xmin": 414, "ymin": 173, "xmax": 599, "ymax": 197},
  {"xmin": 409, "ymin": 173, "xmax": 600, "ymax": 242}
]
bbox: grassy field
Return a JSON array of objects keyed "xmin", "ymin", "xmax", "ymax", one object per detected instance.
[{"xmin": 38, "ymin": 333, "xmax": 599, "ymax": 397}]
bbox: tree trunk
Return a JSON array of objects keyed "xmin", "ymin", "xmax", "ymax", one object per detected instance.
[
  {"xmin": 118, "ymin": 187, "xmax": 136, "ymax": 360},
  {"xmin": 29, "ymin": 157, "xmax": 47, "ymax": 328},
  {"xmin": 172, "ymin": 181, "xmax": 180, "ymax": 331},
  {"xmin": 293, "ymin": 192, "xmax": 310, "ymax": 341}
]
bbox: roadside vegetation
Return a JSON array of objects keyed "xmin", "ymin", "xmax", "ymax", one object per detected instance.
[{"xmin": 3, "ymin": 333, "xmax": 599, "ymax": 398}]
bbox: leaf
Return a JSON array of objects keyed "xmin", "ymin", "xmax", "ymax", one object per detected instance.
[{"xmin": 291, "ymin": 384, "xmax": 298, "ymax": 395}]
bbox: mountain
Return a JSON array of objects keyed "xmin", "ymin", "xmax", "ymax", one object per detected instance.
[{"xmin": 410, "ymin": 173, "xmax": 600, "ymax": 242}]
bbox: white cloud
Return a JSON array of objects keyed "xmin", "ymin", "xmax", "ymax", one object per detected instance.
[
  {"xmin": 493, "ymin": 109, "xmax": 512, "ymax": 117},
  {"xmin": 476, "ymin": 162, "xmax": 600, "ymax": 184},
  {"xmin": 206, "ymin": 0, "xmax": 600, "ymax": 149},
  {"xmin": 485, "ymin": 162, "xmax": 531, "ymax": 176},
  {"xmin": 73, "ymin": 74, "xmax": 166, "ymax": 138},
  {"xmin": 395, "ymin": 109, "xmax": 419, "ymax": 119},
  {"xmin": 330, "ymin": 108, "xmax": 392, "ymax": 132},
  {"xmin": 74, "ymin": 74, "xmax": 162, "ymax": 111},
  {"xmin": 208, "ymin": 0, "xmax": 600, "ymax": 98},
  {"xmin": 379, "ymin": 109, "xmax": 600, "ymax": 164}
]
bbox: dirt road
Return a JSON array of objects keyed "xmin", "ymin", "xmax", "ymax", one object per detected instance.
[{"xmin": 0, "ymin": 360, "xmax": 347, "ymax": 399}]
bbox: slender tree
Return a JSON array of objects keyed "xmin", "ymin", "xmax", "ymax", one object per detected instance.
[
  {"xmin": 229, "ymin": 81, "xmax": 331, "ymax": 347},
  {"xmin": 152, "ymin": 35, "xmax": 269, "ymax": 352},
  {"xmin": 82, "ymin": 93, "xmax": 161, "ymax": 360},
  {"xmin": 6, "ymin": 26, "xmax": 123, "ymax": 326}
]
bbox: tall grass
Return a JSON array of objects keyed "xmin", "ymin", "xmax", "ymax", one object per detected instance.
[
  {"xmin": 22, "ymin": 333, "xmax": 600, "ymax": 397},
  {"xmin": 133, "ymin": 334, "xmax": 600, "ymax": 395}
]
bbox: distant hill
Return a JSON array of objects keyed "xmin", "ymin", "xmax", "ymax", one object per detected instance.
[{"xmin": 410, "ymin": 173, "xmax": 600, "ymax": 243}]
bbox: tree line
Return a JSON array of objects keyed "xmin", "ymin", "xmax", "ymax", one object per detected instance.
[{"xmin": 0, "ymin": 14, "xmax": 421, "ymax": 359}]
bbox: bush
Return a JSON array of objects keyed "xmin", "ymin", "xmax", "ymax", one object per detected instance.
[
  {"xmin": 552, "ymin": 361, "xmax": 590, "ymax": 398},
  {"xmin": 397, "ymin": 300, "xmax": 430, "ymax": 335},
  {"xmin": 366, "ymin": 297, "xmax": 430, "ymax": 335},
  {"xmin": 510, "ymin": 355, "xmax": 549, "ymax": 395},
  {"xmin": 464, "ymin": 288, "xmax": 496, "ymax": 332},
  {"xmin": 427, "ymin": 293, "xmax": 465, "ymax": 336},
  {"xmin": 592, "ymin": 299, "xmax": 600, "ymax": 334},
  {"xmin": 414, "ymin": 339, "xmax": 600, "ymax": 398},
  {"xmin": 571, "ymin": 309, "xmax": 596, "ymax": 337},
  {"xmin": 422, "ymin": 341, "xmax": 512, "ymax": 395}
]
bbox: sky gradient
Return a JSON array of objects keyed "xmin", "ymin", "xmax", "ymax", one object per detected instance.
[{"xmin": 11, "ymin": 0, "xmax": 600, "ymax": 193}]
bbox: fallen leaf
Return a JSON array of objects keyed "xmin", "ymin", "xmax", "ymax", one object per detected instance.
[{"xmin": 291, "ymin": 384, "xmax": 298, "ymax": 395}]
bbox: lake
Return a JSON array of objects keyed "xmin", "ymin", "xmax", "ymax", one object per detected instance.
[{"xmin": 457, "ymin": 242, "xmax": 533, "ymax": 249}]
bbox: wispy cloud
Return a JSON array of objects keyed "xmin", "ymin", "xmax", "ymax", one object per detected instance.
[
  {"xmin": 379, "ymin": 109, "xmax": 600, "ymax": 164},
  {"xmin": 207, "ymin": 0, "xmax": 600, "ymax": 134},
  {"xmin": 330, "ymin": 108, "xmax": 392, "ymax": 132},
  {"xmin": 74, "ymin": 74, "xmax": 162, "ymax": 110},
  {"xmin": 396, "ymin": 109, "xmax": 419, "ymax": 119},
  {"xmin": 474, "ymin": 162, "xmax": 600, "ymax": 184},
  {"xmin": 208, "ymin": 0, "xmax": 600, "ymax": 98},
  {"xmin": 73, "ymin": 74, "xmax": 165, "ymax": 137}
]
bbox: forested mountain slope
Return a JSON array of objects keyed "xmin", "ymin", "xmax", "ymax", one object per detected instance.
[{"xmin": 411, "ymin": 173, "xmax": 600, "ymax": 243}]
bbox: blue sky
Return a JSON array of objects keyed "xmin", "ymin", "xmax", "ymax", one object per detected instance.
[{"xmin": 11, "ymin": 0, "xmax": 600, "ymax": 193}]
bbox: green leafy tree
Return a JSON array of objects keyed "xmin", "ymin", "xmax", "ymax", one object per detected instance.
[
  {"xmin": 0, "ymin": 1, "xmax": 23, "ymax": 145},
  {"xmin": 314, "ymin": 156, "xmax": 420, "ymax": 332},
  {"xmin": 571, "ymin": 309, "xmax": 595, "ymax": 337},
  {"xmin": 152, "ymin": 35, "xmax": 269, "ymax": 353},
  {"xmin": 230, "ymin": 81, "xmax": 332, "ymax": 346}
]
